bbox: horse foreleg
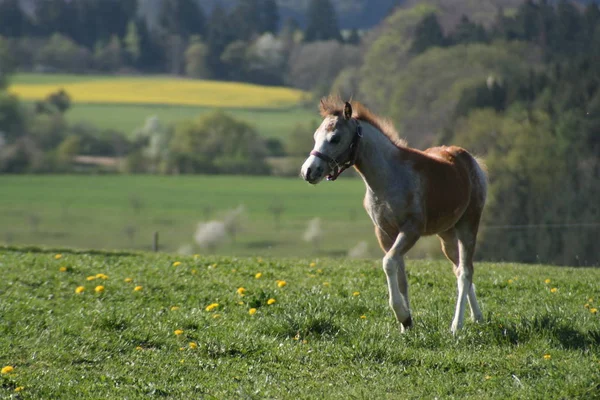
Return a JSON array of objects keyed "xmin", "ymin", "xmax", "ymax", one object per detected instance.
[{"xmin": 382, "ymin": 228, "xmax": 420, "ymax": 332}]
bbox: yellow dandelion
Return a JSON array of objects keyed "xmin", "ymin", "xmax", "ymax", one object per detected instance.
[
  {"xmin": 544, "ymin": 279, "xmax": 551, "ymax": 284},
  {"xmin": 172, "ymin": 261, "xmax": 181, "ymax": 267},
  {"xmin": 591, "ymin": 308, "xmax": 598, "ymax": 314},
  {"xmin": 485, "ymin": 375, "xmax": 491, "ymax": 380},
  {"xmin": 277, "ymin": 280, "xmax": 287, "ymax": 288},
  {"xmin": 543, "ymin": 354, "xmax": 551, "ymax": 360},
  {"xmin": 124, "ymin": 278, "xmax": 133, "ymax": 283},
  {"xmin": 249, "ymin": 308, "xmax": 257, "ymax": 315},
  {"xmin": 59, "ymin": 266, "xmax": 67, "ymax": 272},
  {"xmin": 135, "ymin": 346, "xmax": 143, "ymax": 351},
  {"xmin": 589, "ymin": 298, "xmax": 594, "ymax": 303},
  {"xmin": 323, "ymin": 282, "xmax": 330, "ymax": 287},
  {"xmin": 213, "ymin": 314, "xmax": 221, "ymax": 319},
  {"xmin": 360, "ymin": 315, "xmax": 367, "ymax": 319},
  {"xmin": 267, "ymin": 298, "xmax": 276, "ymax": 305},
  {"xmin": 54, "ymin": 254, "xmax": 62, "ymax": 260},
  {"xmin": 179, "ymin": 347, "xmax": 185, "ymax": 351},
  {"xmin": 237, "ymin": 287, "xmax": 247, "ymax": 296},
  {"xmin": 86, "ymin": 276, "xmax": 96, "ymax": 281},
  {"xmin": 205, "ymin": 303, "xmax": 219, "ymax": 312},
  {"xmin": 1, "ymin": 366, "xmax": 14, "ymax": 374},
  {"xmin": 508, "ymin": 279, "xmax": 514, "ymax": 284},
  {"xmin": 550, "ymin": 287, "xmax": 558, "ymax": 293},
  {"xmin": 96, "ymin": 273, "xmax": 108, "ymax": 280},
  {"xmin": 170, "ymin": 306, "xmax": 180, "ymax": 311},
  {"xmin": 15, "ymin": 386, "xmax": 24, "ymax": 392},
  {"xmin": 189, "ymin": 342, "xmax": 198, "ymax": 349},
  {"xmin": 309, "ymin": 262, "xmax": 316, "ymax": 268},
  {"xmin": 75, "ymin": 286, "xmax": 85, "ymax": 294},
  {"xmin": 255, "ymin": 272, "xmax": 263, "ymax": 279},
  {"xmin": 180, "ymin": 359, "xmax": 185, "ymax": 363},
  {"xmin": 174, "ymin": 329, "xmax": 184, "ymax": 336},
  {"xmin": 238, "ymin": 301, "xmax": 245, "ymax": 305},
  {"xmin": 94, "ymin": 285, "xmax": 105, "ymax": 293},
  {"xmin": 134, "ymin": 286, "xmax": 143, "ymax": 292},
  {"xmin": 316, "ymin": 269, "xmax": 323, "ymax": 274},
  {"xmin": 585, "ymin": 303, "xmax": 590, "ymax": 309},
  {"xmin": 353, "ymin": 291, "xmax": 360, "ymax": 296},
  {"xmin": 191, "ymin": 269, "xmax": 197, "ymax": 275}
]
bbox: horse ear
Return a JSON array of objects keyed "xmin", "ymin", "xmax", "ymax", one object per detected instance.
[{"xmin": 343, "ymin": 102, "xmax": 352, "ymax": 120}]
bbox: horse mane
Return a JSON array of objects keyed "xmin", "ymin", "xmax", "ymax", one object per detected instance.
[{"xmin": 319, "ymin": 95, "xmax": 408, "ymax": 148}]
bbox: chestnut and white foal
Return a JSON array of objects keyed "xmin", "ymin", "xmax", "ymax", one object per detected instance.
[{"xmin": 301, "ymin": 97, "xmax": 487, "ymax": 334}]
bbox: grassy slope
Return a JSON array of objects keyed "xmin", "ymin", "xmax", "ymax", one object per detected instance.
[
  {"xmin": 62, "ymin": 103, "xmax": 317, "ymax": 139},
  {"xmin": 0, "ymin": 248, "xmax": 598, "ymax": 398}
]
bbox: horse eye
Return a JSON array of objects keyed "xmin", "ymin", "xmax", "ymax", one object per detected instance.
[{"xmin": 330, "ymin": 135, "xmax": 341, "ymax": 144}]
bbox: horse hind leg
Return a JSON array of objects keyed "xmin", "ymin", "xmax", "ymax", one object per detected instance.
[
  {"xmin": 439, "ymin": 229, "xmax": 482, "ymax": 323},
  {"xmin": 440, "ymin": 227, "xmax": 483, "ymax": 334}
]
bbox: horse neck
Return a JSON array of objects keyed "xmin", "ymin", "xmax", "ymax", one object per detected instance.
[{"xmin": 354, "ymin": 122, "xmax": 405, "ymax": 194}]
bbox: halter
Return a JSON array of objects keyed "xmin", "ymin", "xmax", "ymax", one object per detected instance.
[{"xmin": 310, "ymin": 120, "xmax": 363, "ymax": 181}]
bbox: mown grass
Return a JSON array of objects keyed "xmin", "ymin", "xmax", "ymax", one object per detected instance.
[
  {"xmin": 9, "ymin": 74, "xmax": 308, "ymax": 108},
  {"xmin": 0, "ymin": 174, "xmax": 384, "ymax": 258},
  {"xmin": 0, "ymin": 248, "xmax": 598, "ymax": 398}
]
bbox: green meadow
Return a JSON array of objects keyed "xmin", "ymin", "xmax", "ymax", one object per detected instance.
[
  {"xmin": 0, "ymin": 249, "xmax": 598, "ymax": 398},
  {"xmin": 0, "ymin": 174, "xmax": 385, "ymax": 258}
]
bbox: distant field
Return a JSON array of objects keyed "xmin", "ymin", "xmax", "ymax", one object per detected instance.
[
  {"xmin": 0, "ymin": 248, "xmax": 598, "ymax": 398},
  {"xmin": 10, "ymin": 73, "xmax": 317, "ymax": 137},
  {"xmin": 61, "ymin": 103, "xmax": 318, "ymax": 139},
  {"xmin": 0, "ymin": 174, "xmax": 390, "ymax": 258},
  {"xmin": 9, "ymin": 74, "xmax": 308, "ymax": 108}
]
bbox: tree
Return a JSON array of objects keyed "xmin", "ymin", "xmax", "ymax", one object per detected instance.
[
  {"xmin": 230, "ymin": 0, "xmax": 262, "ymax": 40},
  {"xmin": 410, "ymin": 13, "xmax": 446, "ymax": 54},
  {"xmin": 37, "ymin": 33, "xmax": 92, "ymax": 73},
  {"xmin": 158, "ymin": 0, "xmax": 206, "ymax": 39},
  {"xmin": 260, "ymin": 0, "xmax": 280, "ymax": 34},
  {"xmin": 168, "ymin": 111, "xmax": 270, "ymax": 175},
  {"xmin": 94, "ymin": 35, "xmax": 124, "ymax": 72},
  {"xmin": 304, "ymin": 0, "xmax": 343, "ymax": 42},
  {"xmin": 124, "ymin": 20, "xmax": 141, "ymax": 65},
  {"xmin": 185, "ymin": 36, "xmax": 210, "ymax": 78},
  {"xmin": 449, "ymin": 15, "xmax": 488, "ymax": 45},
  {"xmin": 0, "ymin": 0, "xmax": 30, "ymax": 37},
  {"xmin": 206, "ymin": 5, "xmax": 236, "ymax": 79},
  {"xmin": 0, "ymin": 37, "xmax": 15, "ymax": 89}
]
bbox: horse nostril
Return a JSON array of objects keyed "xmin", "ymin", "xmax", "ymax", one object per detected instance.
[{"xmin": 306, "ymin": 167, "xmax": 312, "ymax": 179}]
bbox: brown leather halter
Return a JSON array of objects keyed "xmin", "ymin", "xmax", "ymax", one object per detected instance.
[{"xmin": 310, "ymin": 120, "xmax": 362, "ymax": 181}]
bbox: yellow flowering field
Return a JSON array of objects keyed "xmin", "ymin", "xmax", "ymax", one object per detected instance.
[{"xmin": 9, "ymin": 75, "xmax": 307, "ymax": 108}]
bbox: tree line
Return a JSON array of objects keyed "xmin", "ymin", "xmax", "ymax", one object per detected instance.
[{"xmin": 0, "ymin": 0, "xmax": 356, "ymax": 84}]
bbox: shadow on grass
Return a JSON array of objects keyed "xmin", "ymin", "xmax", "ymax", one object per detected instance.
[
  {"xmin": 0, "ymin": 244, "xmax": 144, "ymax": 258},
  {"xmin": 491, "ymin": 314, "xmax": 598, "ymax": 350}
]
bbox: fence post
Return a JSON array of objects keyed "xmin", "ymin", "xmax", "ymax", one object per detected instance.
[{"xmin": 153, "ymin": 231, "xmax": 159, "ymax": 252}]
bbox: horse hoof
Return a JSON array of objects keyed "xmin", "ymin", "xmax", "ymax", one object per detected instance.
[{"xmin": 401, "ymin": 316, "xmax": 413, "ymax": 331}]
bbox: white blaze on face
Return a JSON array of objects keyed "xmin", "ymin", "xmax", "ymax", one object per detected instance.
[{"xmin": 300, "ymin": 116, "xmax": 337, "ymax": 184}]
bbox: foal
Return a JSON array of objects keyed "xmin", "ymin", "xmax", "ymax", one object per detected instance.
[{"xmin": 300, "ymin": 97, "xmax": 487, "ymax": 334}]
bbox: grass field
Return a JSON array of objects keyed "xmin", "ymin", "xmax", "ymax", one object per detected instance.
[
  {"xmin": 0, "ymin": 248, "xmax": 598, "ymax": 398},
  {"xmin": 0, "ymin": 174, "xmax": 390, "ymax": 259},
  {"xmin": 61, "ymin": 103, "xmax": 318, "ymax": 139},
  {"xmin": 9, "ymin": 73, "xmax": 317, "ymax": 138}
]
